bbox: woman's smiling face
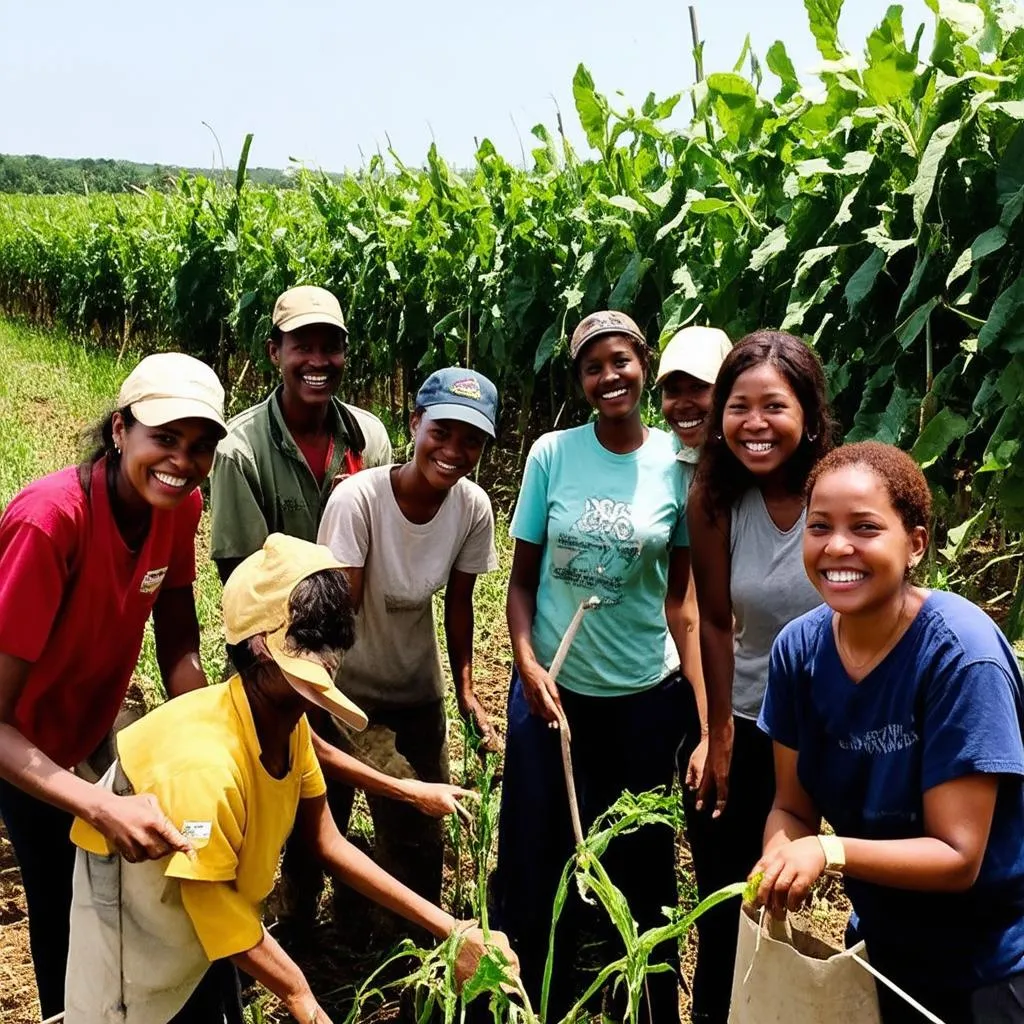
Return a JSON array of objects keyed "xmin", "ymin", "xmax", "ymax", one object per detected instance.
[
  {"xmin": 577, "ymin": 334, "xmax": 646, "ymax": 420},
  {"xmin": 804, "ymin": 463, "xmax": 927, "ymax": 615},
  {"xmin": 722, "ymin": 363, "xmax": 805, "ymax": 477}
]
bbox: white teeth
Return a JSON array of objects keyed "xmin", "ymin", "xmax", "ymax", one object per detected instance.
[
  {"xmin": 743, "ymin": 441, "xmax": 774, "ymax": 452},
  {"xmin": 436, "ymin": 460, "xmax": 457, "ymax": 472},
  {"xmin": 824, "ymin": 569, "xmax": 867, "ymax": 583},
  {"xmin": 602, "ymin": 388, "xmax": 627, "ymax": 399},
  {"xmin": 303, "ymin": 374, "xmax": 329, "ymax": 386},
  {"xmin": 677, "ymin": 418, "xmax": 703, "ymax": 429},
  {"xmin": 154, "ymin": 471, "xmax": 187, "ymax": 488}
]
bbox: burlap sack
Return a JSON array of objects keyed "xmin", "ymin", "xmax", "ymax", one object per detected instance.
[{"xmin": 728, "ymin": 903, "xmax": 881, "ymax": 1024}]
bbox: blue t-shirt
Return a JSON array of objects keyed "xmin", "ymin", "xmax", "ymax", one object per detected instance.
[
  {"xmin": 511, "ymin": 424, "xmax": 689, "ymax": 697},
  {"xmin": 760, "ymin": 591, "xmax": 1024, "ymax": 989}
]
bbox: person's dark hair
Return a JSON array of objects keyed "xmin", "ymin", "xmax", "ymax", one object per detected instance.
[
  {"xmin": 286, "ymin": 568, "xmax": 356, "ymax": 654},
  {"xmin": 572, "ymin": 333, "xmax": 652, "ymax": 382},
  {"xmin": 696, "ymin": 330, "xmax": 835, "ymax": 517},
  {"xmin": 226, "ymin": 568, "xmax": 356, "ymax": 679},
  {"xmin": 807, "ymin": 442, "xmax": 932, "ymax": 533},
  {"xmin": 80, "ymin": 406, "xmax": 136, "ymax": 467}
]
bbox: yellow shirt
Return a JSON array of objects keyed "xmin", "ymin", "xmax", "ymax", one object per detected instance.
[{"xmin": 72, "ymin": 676, "xmax": 326, "ymax": 958}]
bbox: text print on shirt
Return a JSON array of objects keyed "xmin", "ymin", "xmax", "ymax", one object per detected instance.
[
  {"xmin": 139, "ymin": 567, "xmax": 169, "ymax": 594},
  {"xmin": 552, "ymin": 496, "xmax": 643, "ymax": 605},
  {"xmin": 838, "ymin": 722, "xmax": 919, "ymax": 755}
]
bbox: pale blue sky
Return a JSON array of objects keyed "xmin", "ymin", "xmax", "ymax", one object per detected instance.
[{"xmin": 1, "ymin": 0, "xmax": 936, "ymax": 171}]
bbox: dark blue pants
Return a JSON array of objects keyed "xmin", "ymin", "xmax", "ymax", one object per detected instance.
[
  {"xmin": 0, "ymin": 778, "xmax": 243, "ymax": 1023},
  {"xmin": 678, "ymin": 707, "xmax": 776, "ymax": 1024},
  {"xmin": 493, "ymin": 670, "xmax": 688, "ymax": 1023}
]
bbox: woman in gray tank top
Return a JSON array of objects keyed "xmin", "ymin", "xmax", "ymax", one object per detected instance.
[{"xmin": 684, "ymin": 331, "xmax": 834, "ymax": 1024}]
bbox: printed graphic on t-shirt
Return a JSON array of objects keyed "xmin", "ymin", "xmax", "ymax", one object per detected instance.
[
  {"xmin": 838, "ymin": 722, "xmax": 919, "ymax": 755},
  {"xmin": 384, "ymin": 593, "xmax": 432, "ymax": 613},
  {"xmin": 139, "ymin": 567, "xmax": 168, "ymax": 594},
  {"xmin": 551, "ymin": 497, "xmax": 642, "ymax": 605}
]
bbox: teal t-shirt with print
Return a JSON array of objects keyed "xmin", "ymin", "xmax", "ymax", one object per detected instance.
[{"xmin": 511, "ymin": 424, "xmax": 689, "ymax": 697}]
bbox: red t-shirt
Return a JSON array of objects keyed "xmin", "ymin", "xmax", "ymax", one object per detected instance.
[{"xmin": 0, "ymin": 457, "xmax": 202, "ymax": 768}]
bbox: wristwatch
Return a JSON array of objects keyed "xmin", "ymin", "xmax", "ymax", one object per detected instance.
[{"xmin": 817, "ymin": 834, "xmax": 846, "ymax": 877}]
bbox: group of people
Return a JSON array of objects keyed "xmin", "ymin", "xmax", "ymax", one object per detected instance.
[{"xmin": 0, "ymin": 283, "xmax": 1022, "ymax": 1024}]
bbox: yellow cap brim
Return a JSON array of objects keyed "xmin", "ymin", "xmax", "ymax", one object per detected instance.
[{"xmin": 266, "ymin": 627, "xmax": 367, "ymax": 731}]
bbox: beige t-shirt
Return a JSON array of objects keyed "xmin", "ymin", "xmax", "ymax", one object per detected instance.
[{"xmin": 318, "ymin": 466, "xmax": 498, "ymax": 707}]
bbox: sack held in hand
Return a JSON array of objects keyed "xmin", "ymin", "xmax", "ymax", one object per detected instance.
[{"xmin": 728, "ymin": 902, "xmax": 881, "ymax": 1024}]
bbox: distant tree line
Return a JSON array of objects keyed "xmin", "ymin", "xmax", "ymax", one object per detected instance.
[{"xmin": 0, "ymin": 154, "xmax": 337, "ymax": 194}]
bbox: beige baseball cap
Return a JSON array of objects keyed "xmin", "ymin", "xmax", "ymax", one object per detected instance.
[
  {"xmin": 222, "ymin": 534, "xmax": 367, "ymax": 731},
  {"xmin": 656, "ymin": 326, "xmax": 732, "ymax": 386},
  {"xmin": 569, "ymin": 310, "xmax": 646, "ymax": 361},
  {"xmin": 118, "ymin": 353, "xmax": 227, "ymax": 435},
  {"xmin": 272, "ymin": 285, "xmax": 347, "ymax": 335}
]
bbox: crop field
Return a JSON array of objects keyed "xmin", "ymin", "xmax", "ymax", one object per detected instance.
[{"xmin": 1, "ymin": 0, "xmax": 1023, "ymax": 1020}]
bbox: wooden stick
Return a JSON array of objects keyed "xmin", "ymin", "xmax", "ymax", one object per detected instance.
[
  {"xmin": 548, "ymin": 596, "xmax": 601, "ymax": 846},
  {"xmin": 851, "ymin": 954, "xmax": 946, "ymax": 1024}
]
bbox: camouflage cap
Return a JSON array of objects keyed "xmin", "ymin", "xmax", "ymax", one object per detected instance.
[{"xmin": 569, "ymin": 310, "xmax": 647, "ymax": 361}]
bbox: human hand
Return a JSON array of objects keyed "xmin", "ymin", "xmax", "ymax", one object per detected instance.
[
  {"xmin": 402, "ymin": 779, "xmax": 480, "ymax": 819},
  {"xmin": 458, "ymin": 693, "xmax": 503, "ymax": 754},
  {"xmin": 518, "ymin": 663, "xmax": 564, "ymax": 725},
  {"xmin": 751, "ymin": 836, "xmax": 826, "ymax": 917},
  {"xmin": 93, "ymin": 791, "xmax": 195, "ymax": 863},
  {"xmin": 451, "ymin": 922, "xmax": 520, "ymax": 989},
  {"xmin": 696, "ymin": 719, "xmax": 734, "ymax": 818},
  {"xmin": 285, "ymin": 993, "xmax": 333, "ymax": 1023},
  {"xmin": 685, "ymin": 734, "xmax": 709, "ymax": 792}
]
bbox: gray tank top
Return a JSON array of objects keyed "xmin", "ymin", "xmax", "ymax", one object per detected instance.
[{"xmin": 730, "ymin": 488, "xmax": 822, "ymax": 719}]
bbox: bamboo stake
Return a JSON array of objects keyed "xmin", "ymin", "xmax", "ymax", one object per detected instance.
[{"xmin": 547, "ymin": 596, "xmax": 601, "ymax": 845}]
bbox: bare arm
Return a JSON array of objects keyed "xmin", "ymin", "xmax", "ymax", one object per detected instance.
[
  {"xmin": 506, "ymin": 540, "xmax": 562, "ymax": 723},
  {"xmin": 296, "ymin": 794, "xmax": 518, "ymax": 986},
  {"xmin": 340, "ymin": 565, "xmax": 365, "ymax": 615},
  {"xmin": 665, "ymin": 546, "xmax": 707, "ymax": 747},
  {"xmin": 231, "ymin": 928, "xmax": 331, "ymax": 1023},
  {"xmin": 755, "ymin": 743, "xmax": 1000, "ymax": 914},
  {"xmin": 310, "ymin": 727, "xmax": 474, "ymax": 818},
  {"xmin": 688, "ymin": 483, "xmax": 735, "ymax": 815},
  {"xmin": 445, "ymin": 568, "xmax": 498, "ymax": 751},
  {"xmin": 152, "ymin": 585, "xmax": 207, "ymax": 697},
  {"xmin": 0, "ymin": 652, "xmax": 192, "ymax": 861}
]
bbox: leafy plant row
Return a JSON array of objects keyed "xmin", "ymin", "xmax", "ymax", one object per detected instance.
[{"xmin": 0, "ymin": 1, "xmax": 1022, "ymax": 622}]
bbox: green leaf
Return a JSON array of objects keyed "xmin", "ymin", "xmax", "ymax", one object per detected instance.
[
  {"xmin": 911, "ymin": 121, "xmax": 959, "ymax": 232},
  {"xmin": 533, "ymin": 322, "xmax": 561, "ymax": 373},
  {"xmin": 573, "ymin": 64, "xmax": 608, "ymax": 151},
  {"xmin": 898, "ymin": 297, "xmax": 939, "ymax": 349},
  {"xmin": 862, "ymin": 225, "xmax": 916, "ymax": 255},
  {"xmin": 689, "ymin": 198, "xmax": 733, "ymax": 214},
  {"xmin": 997, "ymin": 125, "xmax": 1024, "ymax": 203},
  {"xmin": 947, "ymin": 226, "xmax": 1008, "ymax": 287},
  {"xmin": 940, "ymin": 503, "xmax": 991, "ymax": 561},
  {"xmin": 936, "ymin": 0, "xmax": 985, "ymax": 39},
  {"xmin": 766, "ymin": 41, "xmax": 800, "ymax": 101},
  {"xmin": 605, "ymin": 194, "xmax": 647, "ymax": 215},
  {"xmin": 609, "ymin": 252, "xmax": 652, "ymax": 309},
  {"xmin": 912, "ymin": 407, "xmax": 969, "ymax": 468},
  {"xmin": 748, "ymin": 226, "xmax": 789, "ymax": 271},
  {"xmin": 706, "ymin": 73, "xmax": 758, "ymax": 145},
  {"xmin": 863, "ymin": 6, "xmax": 918, "ymax": 107},
  {"xmin": 979, "ymin": 276, "xmax": 1024, "ymax": 353},
  {"xmin": 845, "ymin": 248, "xmax": 886, "ymax": 316},
  {"xmin": 804, "ymin": 0, "xmax": 844, "ymax": 60}
]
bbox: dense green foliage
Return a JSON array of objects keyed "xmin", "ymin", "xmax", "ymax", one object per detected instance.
[
  {"xmin": 1, "ymin": 0, "xmax": 1022, "ymax": 628},
  {"xmin": 0, "ymin": 152, "xmax": 305, "ymax": 194}
]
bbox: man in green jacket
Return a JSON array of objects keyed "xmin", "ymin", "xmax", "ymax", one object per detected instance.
[{"xmin": 210, "ymin": 285, "xmax": 391, "ymax": 584}]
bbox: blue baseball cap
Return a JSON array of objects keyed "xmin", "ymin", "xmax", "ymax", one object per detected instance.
[{"xmin": 415, "ymin": 368, "xmax": 498, "ymax": 438}]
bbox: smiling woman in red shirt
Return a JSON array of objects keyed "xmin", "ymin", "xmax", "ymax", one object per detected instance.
[{"xmin": 0, "ymin": 352, "xmax": 228, "ymax": 1022}]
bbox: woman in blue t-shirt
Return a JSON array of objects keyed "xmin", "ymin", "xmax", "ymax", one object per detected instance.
[
  {"xmin": 754, "ymin": 442, "xmax": 1024, "ymax": 1023},
  {"xmin": 494, "ymin": 310, "xmax": 693, "ymax": 1022}
]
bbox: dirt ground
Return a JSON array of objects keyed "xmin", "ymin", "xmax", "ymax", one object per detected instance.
[{"xmin": 0, "ymin": 667, "xmax": 851, "ymax": 1024}]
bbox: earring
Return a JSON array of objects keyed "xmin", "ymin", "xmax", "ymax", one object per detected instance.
[
  {"xmin": 806, "ymin": 432, "xmax": 818, "ymax": 443},
  {"xmin": 114, "ymin": 444, "xmax": 122, "ymax": 455}
]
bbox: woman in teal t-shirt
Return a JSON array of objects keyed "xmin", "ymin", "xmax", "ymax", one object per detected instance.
[{"xmin": 494, "ymin": 311, "xmax": 694, "ymax": 1023}]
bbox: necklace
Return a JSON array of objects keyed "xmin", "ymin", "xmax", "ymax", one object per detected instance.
[{"xmin": 836, "ymin": 592, "xmax": 908, "ymax": 675}]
